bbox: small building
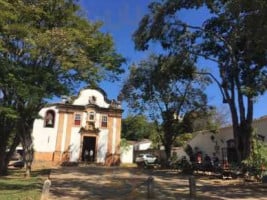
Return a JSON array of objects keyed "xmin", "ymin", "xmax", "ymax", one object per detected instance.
[
  {"xmin": 134, "ymin": 139, "xmax": 152, "ymax": 151},
  {"xmin": 120, "ymin": 141, "xmax": 135, "ymax": 164},
  {"xmin": 32, "ymin": 87, "xmax": 123, "ymax": 165},
  {"xmin": 187, "ymin": 115, "xmax": 267, "ymax": 164}
]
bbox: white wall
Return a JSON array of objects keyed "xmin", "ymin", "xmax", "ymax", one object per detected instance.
[
  {"xmin": 121, "ymin": 145, "xmax": 134, "ymax": 163},
  {"xmin": 171, "ymin": 147, "xmax": 190, "ymax": 161},
  {"xmin": 252, "ymin": 116, "xmax": 267, "ymax": 139},
  {"xmin": 73, "ymin": 89, "xmax": 109, "ymax": 108},
  {"xmin": 97, "ymin": 130, "xmax": 108, "ymax": 163},
  {"xmin": 69, "ymin": 127, "xmax": 81, "ymax": 162},
  {"xmin": 135, "ymin": 140, "xmax": 152, "ymax": 150},
  {"xmin": 188, "ymin": 131, "xmax": 216, "ymax": 156},
  {"xmin": 32, "ymin": 106, "xmax": 58, "ymax": 152},
  {"xmin": 186, "ymin": 117, "xmax": 267, "ymax": 160}
]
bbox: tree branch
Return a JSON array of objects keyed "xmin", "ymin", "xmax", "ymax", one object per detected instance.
[{"xmin": 195, "ymin": 71, "xmax": 227, "ymax": 103}]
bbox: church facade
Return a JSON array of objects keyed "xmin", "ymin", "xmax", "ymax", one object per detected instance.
[{"xmin": 32, "ymin": 88, "xmax": 122, "ymax": 164}]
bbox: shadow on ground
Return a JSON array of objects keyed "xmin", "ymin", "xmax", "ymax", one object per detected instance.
[{"xmin": 48, "ymin": 165, "xmax": 267, "ymax": 200}]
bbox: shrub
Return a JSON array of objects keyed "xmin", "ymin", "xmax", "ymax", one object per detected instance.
[{"xmin": 242, "ymin": 134, "xmax": 267, "ymax": 179}]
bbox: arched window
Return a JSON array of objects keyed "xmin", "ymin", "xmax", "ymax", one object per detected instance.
[{"xmin": 44, "ymin": 110, "xmax": 55, "ymax": 128}]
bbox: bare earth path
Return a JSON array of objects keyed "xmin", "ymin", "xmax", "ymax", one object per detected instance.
[{"xmin": 48, "ymin": 165, "xmax": 267, "ymax": 200}]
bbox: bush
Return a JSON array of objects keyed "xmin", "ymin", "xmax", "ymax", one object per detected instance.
[{"xmin": 242, "ymin": 134, "xmax": 267, "ymax": 179}]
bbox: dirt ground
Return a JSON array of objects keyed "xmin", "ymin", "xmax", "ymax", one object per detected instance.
[{"xmin": 46, "ymin": 165, "xmax": 267, "ymax": 200}]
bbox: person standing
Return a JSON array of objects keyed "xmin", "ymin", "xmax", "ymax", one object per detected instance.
[
  {"xmin": 89, "ymin": 149, "xmax": 94, "ymax": 162},
  {"xmin": 84, "ymin": 149, "xmax": 89, "ymax": 163}
]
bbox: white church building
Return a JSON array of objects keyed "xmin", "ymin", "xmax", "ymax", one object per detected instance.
[{"xmin": 32, "ymin": 87, "xmax": 122, "ymax": 165}]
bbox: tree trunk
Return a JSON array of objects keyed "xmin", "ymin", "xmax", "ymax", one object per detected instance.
[
  {"xmin": 21, "ymin": 134, "xmax": 34, "ymax": 178},
  {"xmin": 0, "ymin": 126, "xmax": 8, "ymax": 175},
  {"xmin": 220, "ymin": 56, "xmax": 254, "ymax": 164},
  {"xmin": 0, "ymin": 117, "xmax": 16, "ymax": 176},
  {"xmin": 232, "ymin": 126, "xmax": 242, "ymax": 164},
  {"xmin": 24, "ymin": 146, "xmax": 34, "ymax": 178},
  {"xmin": 0, "ymin": 134, "xmax": 20, "ymax": 176},
  {"xmin": 162, "ymin": 120, "xmax": 174, "ymax": 163},
  {"xmin": 0, "ymin": 145, "xmax": 8, "ymax": 176},
  {"xmin": 164, "ymin": 143, "xmax": 172, "ymax": 161},
  {"xmin": 17, "ymin": 118, "xmax": 34, "ymax": 178},
  {"xmin": 238, "ymin": 121, "xmax": 253, "ymax": 160},
  {"xmin": 228, "ymin": 97, "xmax": 254, "ymax": 164},
  {"xmin": 230, "ymin": 117, "xmax": 253, "ymax": 164}
]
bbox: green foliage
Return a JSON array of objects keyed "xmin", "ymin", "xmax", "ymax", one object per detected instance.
[
  {"xmin": 0, "ymin": 0, "xmax": 124, "ymax": 175},
  {"xmin": 133, "ymin": 0, "xmax": 267, "ymax": 161},
  {"xmin": 173, "ymin": 133, "xmax": 192, "ymax": 147},
  {"xmin": 0, "ymin": 0, "xmax": 124, "ymax": 88},
  {"xmin": 0, "ymin": 107, "xmax": 18, "ymax": 120},
  {"xmin": 182, "ymin": 108, "xmax": 218, "ymax": 133},
  {"xmin": 120, "ymin": 138, "xmax": 131, "ymax": 152},
  {"xmin": 121, "ymin": 54, "xmax": 210, "ymax": 159},
  {"xmin": 149, "ymin": 122, "xmax": 162, "ymax": 149},
  {"xmin": 122, "ymin": 115, "xmax": 158, "ymax": 141},
  {"xmin": 242, "ymin": 134, "xmax": 267, "ymax": 178}
]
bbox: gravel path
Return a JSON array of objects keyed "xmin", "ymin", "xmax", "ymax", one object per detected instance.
[{"xmin": 47, "ymin": 165, "xmax": 267, "ymax": 200}]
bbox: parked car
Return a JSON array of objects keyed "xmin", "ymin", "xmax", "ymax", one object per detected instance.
[
  {"xmin": 9, "ymin": 160, "xmax": 25, "ymax": 169},
  {"xmin": 135, "ymin": 153, "xmax": 158, "ymax": 164},
  {"xmin": 8, "ymin": 148, "xmax": 25, "ymax": 169}
]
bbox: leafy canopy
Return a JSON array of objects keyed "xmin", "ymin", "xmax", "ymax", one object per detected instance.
[
  {"xmin": 121, "ymin": 54, "xmax": 210, "ymax": 120},
  {"xmin": 134, "ymin": 0, "xmax": 267, "ymax": 101},
  {"xmin": 133, "ymin": 0, "xmax": 267, "ymax": 161},
  {"xmin": 122, "ymin": 115, "xmax": 157, "ymax": 141},
  {"xmin": 121, "ymin": 54, "xmax": 210, "ymax": 158},
  {"xmin": 0, "ymin": 0, "xmax": 125, "ymax": 114},
  {"xmin": 0, "ymin": 0, "xmax": 125, "ymax": 175}
]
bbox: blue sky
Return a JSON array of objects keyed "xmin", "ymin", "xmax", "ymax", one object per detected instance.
[{"xmin": 79, "ymin": 0, "xmax": 267, "ymax": 119}]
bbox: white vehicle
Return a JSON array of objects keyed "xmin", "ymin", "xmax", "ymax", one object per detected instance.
[{"xmin": 135, "ymin": 153, "xmax": 158, "ymax": 164}]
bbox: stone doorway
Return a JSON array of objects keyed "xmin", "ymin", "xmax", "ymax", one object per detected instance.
[{"xmin": 82, "ymin": 136, "xmax": 96, "ymax": 162}]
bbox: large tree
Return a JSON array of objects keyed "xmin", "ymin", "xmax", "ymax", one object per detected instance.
[
  {"xmin": 120, "ymin": 54, "xmax": 210, "ymax": 160},
  {"xmin": 133, "ymin": 0, "xmax": 267, "ymax": 162},
  {"xmin": 0, "ymin": 0, "xmax": 124, "ymax": 176}
]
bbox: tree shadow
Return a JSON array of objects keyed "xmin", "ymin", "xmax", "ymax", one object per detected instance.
[
  {"xmin": 31, "ymin": 168, "xmax": 51, "ymax": 177},
  {"xmin": 49, "ymin": 166, "xmax": 267, "ymax": 200}
]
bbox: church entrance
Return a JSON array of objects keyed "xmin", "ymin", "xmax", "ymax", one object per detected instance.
[{"xmin": 82, "ymin": 136, "xmax": 96, "ymax": 162}]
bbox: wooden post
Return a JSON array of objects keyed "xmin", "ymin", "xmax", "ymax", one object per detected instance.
[
  {"xmin": 40, "ymin": 179, "xmax": 51, "ymax": 200},
  {"xmin": 147, "ymin": 176, "xmax": 154, "ymax": 199},
  {"xmin": 189, "ymin": 176, "xmax": 196, "ymax": 199}
]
